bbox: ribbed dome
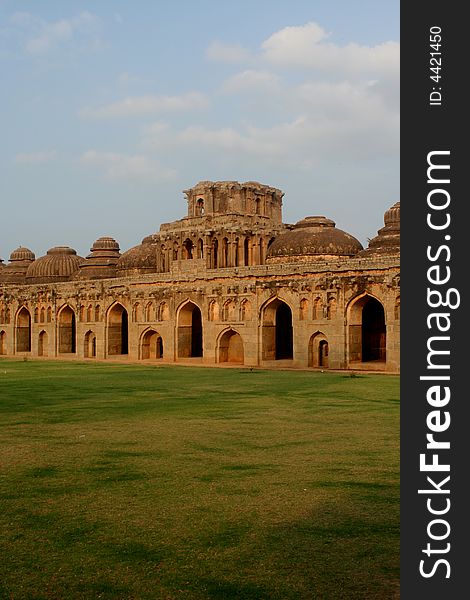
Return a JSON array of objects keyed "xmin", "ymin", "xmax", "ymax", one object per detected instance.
[
  {"xmin": 116, "ymin": 236, "xmax": 159, "ymax": 276},
  {"xmin": 75, "ymin": 237, "xmax": 121, "ymax": 280},
  {"xmin": 91, "ymin": 236, "xmax": 120, "ymax": 252},
  {"xmin": 25, "ymin": 246, "xmax": 84, "ymax": 283},
  {"xmin": 10, "ymin": 246, "xmax": 35, "ymax": 262},
  {"xmin": 267, "ymin": 216, "xmax": 362, "ymax": 263},
  {"xmin": 359, "ymin": 202, "xmax": 400, "ymax": 256},
  {"xmin": 0, "ymin": 246, "xmax": 36, "ymax": 284}
]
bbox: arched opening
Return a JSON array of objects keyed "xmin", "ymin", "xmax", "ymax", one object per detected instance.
[
  {"xmin": 38, "ymin": 331, "xmax": 48, "ymax": 357},
  {"xmin": 16, "ymin": 307, "xmax": 31, "ymax": 352},
  {"xmin": 182, "ymin": 239, "xmax": 194, "ymax": 259},
  {"xmin": 58, "ymin": 306, "xmax": 76, "ymax": 353},
  {"xmin": 197, "ymin": 239, "xmax": 204, "ymax": 259},
  {"xmin": 222, "ymin": 238, "xmax": 229, "ymax": 267},
  {"xmin": 244, "ymin": 238, "xmax": 250, "ymax": 266},
  {"xmin": 84, "ymin": 331, "xmax": 96, "ymax": 358},
  {"xmin": 141, "ymin": 329, "xmax": 163, "ymax": 360},
  {"xmin": 319, "ymin": 340, "xmax": 329, "ymax": 367},
  {"xmin": 196, "ymin": 198, "xmax": 204, "ymax": 215},
  {"xmin": 308, "ymin": 332, "xmax": 328, "ymax": 368},
  {"xmin": 262, "ymin": 299, "xmax": 293, "ymax": 361},
  {"xmin": 177, "ymin": 302, "xmax": 203, "ymax": 358},
  {"xmin": 234, "ymin": 238, "xmax": 240, "ymax": 266},
  {"xmin": 46, "ymin": 307, "xmax": 52, "ymax": 323},
  {"xmin": 107, "ymin": 303, "xmax": 129, "ymax": 355},
  {"xmin": 348, "ymin": 295, "xmax": 386, "ymax": 364},
  {"xmin": 218, "ymin": 330, "xmax": 244, "ymax": 364},
  {"xmin": 212, "ymin": 239, "xmax": 218, "ymax": 268},
  {"xmin": 0, "ymin": 331, "xmax": 6, "ymax": 355},
  {"xmin": 299, "ymin": 299, "xmax": 309, "ymax": 321},
  {"xmin": 40, "ymin": 307, "xmax": 45, "ymax": 323}
]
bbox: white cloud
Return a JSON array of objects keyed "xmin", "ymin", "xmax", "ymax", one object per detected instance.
[
  {"xmin": 80, "ymin": 150, "xmax": 176, "ymax": 182},
  {"xmin": 206, "ymin": 41, "xmax": 251, "ymax": 63},
  {"xmin": 10, "ymin": 11, "xmax": 100, "ymax": 55},
  {"xmin": 260, "ymin": 21, "xmax": 399, "ymax": 75},
  {"xmin": 222, "ymin": 70, "xmax": 281, "ymax": 94},
  {"xmin": 15, "ymin": 150, "xmax": 56, "ymax": 164},
  {"xmin": 80, "ymin": 91, "xmax": 209, "ymax": 119}
]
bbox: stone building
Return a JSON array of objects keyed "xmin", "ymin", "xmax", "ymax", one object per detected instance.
[{"xmin": 0, "ymin": 181, "xmax": 400, "ymax": 371}]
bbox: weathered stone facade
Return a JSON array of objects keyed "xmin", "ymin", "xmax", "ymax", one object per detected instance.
[{"xmin": 0, "ymin": 181, "xmax": 400, "ymax": 371}]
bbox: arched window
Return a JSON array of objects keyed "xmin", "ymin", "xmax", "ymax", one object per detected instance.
[
  {"xmin": 299, "ymin": 299, "xmax": 309, "ymax": 321},
  {"xmin": 313, "ymin": 297, "xmax": 323, "ymax": 320},
  {"xmin": 40, "ymin": 307, "xmax": 45, "ymax": 323},
  {"xmin": 327, "ymin": 298, "xmax": 337, "ymax": 319}
]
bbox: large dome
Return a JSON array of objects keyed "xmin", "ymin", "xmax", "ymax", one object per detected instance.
[
  {"xmin": 25, "ymin": 246, "xmax": 84, "ymax": 284},
  {"xmin": 116, "ymin": 235, "xmax": 159, "ymax": 277},
  {"xmin": 267, "ymin": 216, "xmax": 362, "ymax": 263}
]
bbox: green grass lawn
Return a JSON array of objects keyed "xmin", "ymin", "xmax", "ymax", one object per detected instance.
[{"xmin": 0, "ymin": 359, "xmax": 399, "ymax": 600}]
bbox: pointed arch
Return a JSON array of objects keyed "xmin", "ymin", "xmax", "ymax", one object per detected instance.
[
  {"xmin": 240, "ymin": 299, "xmax": 252, "ymax": 321},
  {"xmin": 16, "ymin": 306, "xmax": 31, "ymax": 352},
  {"xmin": 177, "ymin": 300, "xmax": 203, "ymax": 358},
  {"xmin": 38, "ymin": 330, "xmax": 48, "ymax": 357},
  {"xmin": 0, "ymin": 330, "xmax": 6, "ymax": 355},
  {"xmin": 208, "ymin": 300, "xmax": 219, "ymax": 322},
  {"xmin": 313, "ymin": 297, "xmax": 323, "ymax": 320},
  {"xmin": 58, "ymin": 305, "xmax": 76, "ymax": 353},
  {"xmin": 347, "ymin": 293, "xmax": 386, "ymax": 364},
  {"xmin": 299, "ymin": 298, "xmax": 309, "ymax": 321},
  {"xmin": 308, "ymin": 332, "xmax": 329, "ymax": 368},
  {"xmin": 158, "ymin": 301, "xmax": 170, "ymax": 321},
  {"xmin": 217, "ymin": 328, "xmax": 244, "ymax": 364},
  {"xmin": 84, "ymin": 330, "xmax": 96, "ymax": 358},
  {"xmin": 107, "ymin": 302, "xmax": 129, "ymax": 355},
  {"xmin": 140, "ymin": 328, "xmax": 163, "ymax": 360},
  {"xmin": 261, "ymin": 298, "xmax": 293, "ymax": 360}
]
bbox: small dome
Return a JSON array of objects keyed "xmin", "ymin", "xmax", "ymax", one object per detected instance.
[
  {"xmin": 0, "ymin": 246, "xmax": 36, "ymax": 284},
  {"xmin": 360, "ymin": 202, "xmax": 400, "ymax": 256},
  {"xmin": 267, "ymin": 216, "xmax": 362, "ymax": 263},
  {"xmin": 91, "ymin": 236, "xmax": 120, "ymax": 252},
  {"xmin": 116, "ymin": 236, "xmax": 159, "ymax": 276},
  {"xmin": 25, "ymin": 246, "xmax": 84, "ymax": 283},
  {"xmin": 10, "ymin": 246, "xmax": 35, "ymax": 262},
  {"xmin": 75, "ymin": 236, "xmax": 121, "ymax": 280}
]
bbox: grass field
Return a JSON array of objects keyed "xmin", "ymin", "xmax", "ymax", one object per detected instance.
[{"xmin": 0, "ymin": 359, "xmax": 399, "ymax": 599}]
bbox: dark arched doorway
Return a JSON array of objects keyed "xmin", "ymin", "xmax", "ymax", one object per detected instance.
[
  {"xmin": 84, "ymin": 331, "xmax": 96, "ymax": 358},
  {"xmin": 178, "ymin": 302, "xmax": 203, "ymax": 358},
  {"xmin": 59, "ymin": 306, "xmax": 76, "ymax": 353},
  {"xmin": 108, "ymin": 304, "xmax": 129, "ymax": 355},
  {"xmin": 262, "ymin": 299, "xmax": 293, "ymax": 360},
  {"xmin": 362, "ymin": 298, "xmax": 386, "ymax": 361},
  {"xmin": 16, "ymin": 307, "xmax": 31, "ymax": 352},
  {"xmin": 348, "ymin": 295, "xmax": 386, "ymax": 365}
]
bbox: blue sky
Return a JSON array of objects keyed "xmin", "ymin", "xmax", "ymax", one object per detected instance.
[{"xmin": 0, "ymin": 1, "xmax": 399, "ymax": 261}]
